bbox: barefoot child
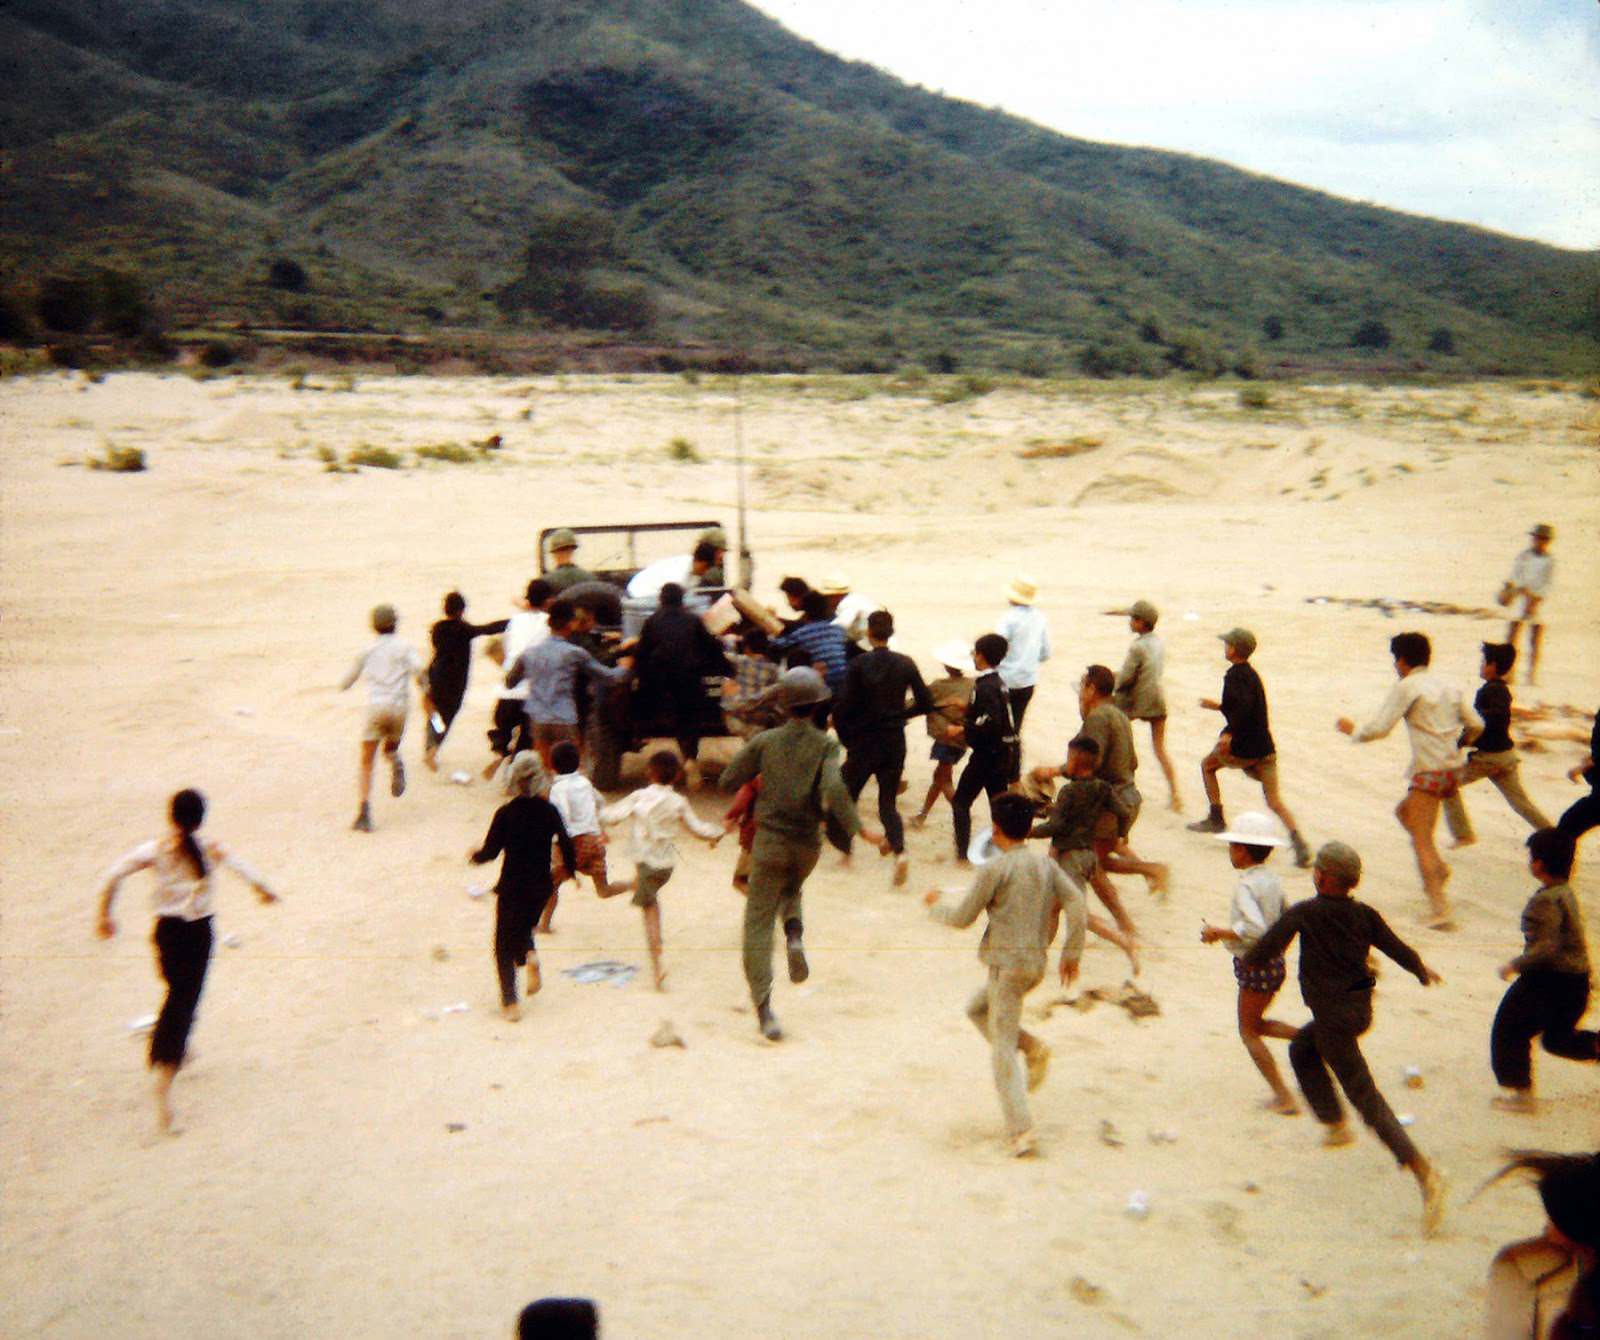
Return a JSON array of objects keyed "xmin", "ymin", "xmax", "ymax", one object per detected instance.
[
  {"xmin": 1028, "ymin": 735, "xmax": 1140, "ymax": 967},
  {"xmin": 1442, "ymin": 641, "xmax": 1551, "ymax": 847},
  {"xmin": 1112, "ymin": 599, "xmax": 1181, "ymax": 811},
  {"xmin": 470, "ymin": 752, "xmax": 574, "ymax": 1021},
  {"xmin": 600, "ymin": 750, "xmax": 723, "ymax": 989},
  {"xmin": 1199, "ymin": 811, "xmax": 1298, "ymax": 1115},
  {"xmin": 925, "ymin": 792, "xmax": 1086, "ymax": 1157},
  {"xmin": 913, "ymin": 641, "xmax": 973, "ymax": 828},
  {"xmin": 95, "ymin": 789, "xmax": 279, "ymax": 1133},
  {"xmin": 1490, "ymin": 828, "xmax": 1596, "ymax": 1114},
  {"xmin": 421, "ymin": 590, "xmax": 506, "ymax": 771},
  {"xmin": 340, "ymin": 603, "xmax": 425, "ymax": 832},
  {"xmin": 1243, "ymin": 841, "xmax": 1448, "ymax": 1236},
  {"xmin": 1337, "ymin": 631, "xmax": 1483, "ymax": 927},
  {"xmin": 542, "ymin": 742, "xmax": 631, "ymax": 933}
]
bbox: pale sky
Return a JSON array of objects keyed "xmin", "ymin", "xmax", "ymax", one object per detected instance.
[{"xmin": 748, "ymin": 0, "xmax": 1600, "ymax": 251}]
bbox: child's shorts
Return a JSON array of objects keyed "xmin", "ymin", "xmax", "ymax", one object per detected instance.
[
  {"xmin": 633, "ymin": 862, "xmax": 674, "ymax": 908},
  {"xmin": 1233, "ymin": 953, "xmax": 1287, "ymax": 995},
  {"xmin": 930, "ymin": 741, "xmax": 967, "ymax": 764},
  {"xmin": 363, "ymin": 706, "xmax": 407, "ymax": 744},
  {"xmin": 1409, "ymin": 767, "xmax": 1462, "ymax": 799},
  {"xmin": 552, "ymin": 833, "xmax": 608, "ymax": 886}
]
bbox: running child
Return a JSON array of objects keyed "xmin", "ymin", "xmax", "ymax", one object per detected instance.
[
  {"xmin": 600, "ymin": 750, "xmax": 723, "ymax": 990},
  {"xmin": 1029, "ymin": 734, "xmax": 1140, "ymax": 961},
  {"xmin": 1112, "ymin": 599, "xmax": 1181, "ymax": 811},
  {"xmin": 951, "ymin": 633, "xmax": 1017, "ymax": 864},
  {"xmin": 421, "ymin": 590, "xmax": 507, "ymax": 771},
  {"xmin": 470, "ymin": 752, "xmax": 574, "ymax": 1021},
  {"xmin": 1489, "ymin": 828, "xmax": 1596, "ymax": 1114},
  {"xmin": 95, "ymin": 789, "xmax": 279, "ymax": 1133},
  {"xmin": 1199, "ymin": 811, "xmax": 1299, "ymax": 1115},
  {"xmin": 340, "ymin": 602, "xmax": 425, "ymax": 833},
  {"xmin": 925, "ymin": 792, "xmax": 1087, "ymax": 1158},
  {"xmin": 543, "ymin": 741, "xmax": 632, "ymax": 934},
  {"xmin": 1443, "ymin": 641, "xmax": 1551, "ymax": 847},
  {"xmin": 913, "ymin": 640, "xmax": 973, "ymax": 828},
  {"xmin": 1243, "ymin": 840, "xmax": 1447, "ymax": 1236}
]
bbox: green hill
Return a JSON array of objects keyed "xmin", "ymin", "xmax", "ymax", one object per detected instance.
[{"xmin": 2, "ymin": 0, "xmax": 1595, "ymax": 373}]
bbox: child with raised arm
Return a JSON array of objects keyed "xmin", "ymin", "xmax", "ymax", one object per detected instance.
[
  {"xmin": 1489, "ymin": 827, "xmax": 1597, "ymax": 1114},
  {"xmin": 601, "ymin": 750, "xmax": 723, "ymax": 990},
  {"xmin": 1199, "ymin": 811, "xmax": 1298, "ymax": 1115},
  {"xmin": 913, "ymin": 640, "xmax": 974, "ymax": 828},
  {"xmin": 470, "ymin": 752, "xmax": 574, "ymax": 1021},
  {"xmin": 542, "ymin": 742, "xmax": 632, "ymax": 934},
  {"xmin": 925, "ymin": 792, "xmax": 1086, "ymax": 1158},
  {"xmin": 340, "ymin": 602, "xmax": 425, "ymax": 832},
  {"xmin": 1243, "ymin": 841, "xmax": 1447, "ymax": 1236},
  {"xmin": 1442, "ymin": 641, "xmax": 1551, "ymax": 847},
  {"xmin": 421, "ymin": 590, "xmax": 507, "ymax": 771},
  {"xmin": 95, "ymin": 789, "xmax": 279, "ymax": 1134},
  {"xmin": 1028, "ymin": 735, "xmax": 1140, "ymax": 970}
]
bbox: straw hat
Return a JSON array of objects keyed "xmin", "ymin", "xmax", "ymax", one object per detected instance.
[
  {"xmin": 816, "ymin": 573, "xmax": 851, "ymax": 596},
  {"xmin": 1212, "ymin": 811, "xmax": 1290, "ymax": 847},
  {"xmin": 1005, "ymin": 575, "xmax": 1038, "ymax": 604}
]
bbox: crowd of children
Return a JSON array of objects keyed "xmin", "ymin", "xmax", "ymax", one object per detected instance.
[{"xmin": 96, "ymin": 524, "xmax": 1593, "ymax": 1261}]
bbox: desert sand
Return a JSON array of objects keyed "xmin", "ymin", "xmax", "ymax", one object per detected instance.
[{"xmin": 2, "ymin": 370, "xmax": 1596, "ymax": 1339}]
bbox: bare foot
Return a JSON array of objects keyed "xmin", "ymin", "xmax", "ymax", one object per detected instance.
[
  {"xmin": 1424, "ymin": 913, "xmax": 1459, "ymax": 933},
  {"xmin": 1491, "ymin": 1090, "xmax": 1537, "ymax": 1114},
  {"xmin": 910, "ymin": 813, "xmax": 928, "ymax": 829},
  {"xmin": 653, "ymin": 968, "xmax": 668, "ymax": 992},
  {"xmin": 1448, "ymin": 835, "xmax": 1476, "ymax": 850},
  {"xmin": 501, "ymin": 1002, "xmax": 522, "ymax": 1022},
  {"xmin": 1263, "ymin": 1095, "xmax": 1300, "ymax": 1117},
  {"xmin": 1322, "ymin": 1123, "xmax": 1356, "ymax": 1148},
  {"xmin": 1145, "ymin": 865, "xmax": 1170, "ymax": 898},
  {"xmin": 1418, "ymin": 1162, "xmax": 1448, "ymax": 1238},
  {"xmin": 481, "ymin": 758, "xmax": 502, "ymax": 781},
  {"xmin": 525, "ymin": 957, "xmax": 542, "ymax": 996},
  {"xmin": 423, "ymin": 749, "xmax": 439, "ymax": 773},
  {"xmin": 1008, "ymin": 1128, "xmax": 1038, "ymax": 1158},
  {"xmin": 1024, "ymin": 1042, "xmax": 1052, "ymax": 1092},
  {"xmin": 1167, "ymin": 795, "xmax": 1183, "ymax": 814}
]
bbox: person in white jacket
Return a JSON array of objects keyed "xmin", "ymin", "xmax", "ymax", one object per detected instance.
[{"xmin": 600, "ymin": 751, "xmax": 722, "ymax": 990}]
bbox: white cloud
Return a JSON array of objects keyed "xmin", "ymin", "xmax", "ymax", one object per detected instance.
[{"xmin": 749, "ymin": 0, "xmax": 1600, "ymax": 248}]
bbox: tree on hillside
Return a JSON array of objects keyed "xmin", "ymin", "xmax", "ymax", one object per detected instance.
[
  {"xmin": 1426, "ymin": 327, "xmax": 1456, "ymax": 355},
  {"xmin": 1351, "ymin": 319, "xmax": 1393, "ymax": 350},
  {"xmin": 1262, "ymin": 314, "xmax": 1284, "ymax": 342},
  {"xmin": 268, "ymin": 258, "xmax": 309, "ymax": 292},
  {"xmin": 495, "ymin": 206, "xmax": 652, "ymax": 332}
]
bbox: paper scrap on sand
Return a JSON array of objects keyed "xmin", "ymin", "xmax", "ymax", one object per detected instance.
[{"xmin": 563, "ymin": 960, "xmax": 639, "ymax": 988}]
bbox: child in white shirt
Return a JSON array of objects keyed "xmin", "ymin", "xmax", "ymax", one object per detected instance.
[
  {"xmin": 339, "ymin": 602, "xmax": 424, "ymax": 833},
  {"xmin": 601, "ymin": 751, "xmax": 722, "ymax": 990},
  {"xmin": 543, "ymin": 742, "xmax": 630, "ymax": 933},
  {"xmin": 1199, "ymin": 811, "xmax": 1298, "ymax": 1115}
]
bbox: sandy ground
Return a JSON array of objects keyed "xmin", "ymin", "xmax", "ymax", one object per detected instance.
[{"xmin": 2, "ymin": 370, "xmax": 1597, "ymax": 1339}]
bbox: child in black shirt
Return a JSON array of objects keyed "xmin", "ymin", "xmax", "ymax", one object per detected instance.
[
  {"xmin": 1245, "ymin": 840, "xmax": 1447, "ymax": 1236},
  {"xmin": 1443, "ymin": 641, "xmax": 1550, "ymax": 846},
  {"xmin": 424, "ymin": 590, "xmax": 508, "ymax": 771}
]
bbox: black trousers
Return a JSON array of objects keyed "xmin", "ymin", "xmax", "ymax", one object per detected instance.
[
  {"xmin": 494, "ymin": 888, "xmax": 549, "ymax": 1006},
  {"xmin": 1007, "ymin": 686, "xmax": 1034, "ymax": 730},
  {"xmin": 952, "ymin": 749, "xmax": 1011, "ymax": 859},
  {"xmin": 427, "ymin": 681, "xmax": 466, "ymax": 748},
  {"xmin": 1288, "ymin": 991, "xmax": 1418, "ymax": 1166},
  {"xmin": 488, "ymin": 698, "xmax": 532, "ymax": 758},
  {"xmin": 842, "ymin": 731, "xmax": 908, "ymax": 854},
  {"xmin": 1558, "ymin": 791, "xmax": 1600, "ymax": 843},
  {"xmin": 150, "ymin": 915, "xmax": 213, "ymax": 1068},
  {"xmin": 1490, "ymin": 970, "xmax": 1597, "ymax": 1090}
]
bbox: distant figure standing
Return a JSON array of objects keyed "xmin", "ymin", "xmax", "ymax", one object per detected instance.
[
  {"xmin": 542, "ymin": 529, "xmax": 595, "ymax": 594},
  {"xmin": 1190, "ymin": 628, "xmax": 1312, "ymax": 868},
  {"xmin": 340, "ymin": 602, "xmax": 425, "ymax": 833},
  {"xmin": 1442, "ymin": 641, "xmax": 1551, "ymax": 847},
  {"xmin": 1111, "ymin": 599, "xmax": 1180, "ymax": 812},
  {"xmin": 1502, "ymin": 523, "xmax": 1554, "ymax": 685},
  {"xmin": 95, "ymin": 789, "xmax": 279, "ymax": 1133},
  {"xmin": 1337, "ymin": 631, "xmax": 1482, "ymax": 928},
  {"xmin": 996, "ymin": 575, "xmax": 1050, "ymax": 730}
]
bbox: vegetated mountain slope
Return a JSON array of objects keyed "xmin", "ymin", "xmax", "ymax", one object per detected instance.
[{"xmin": 1, "ymin": 0, "xmax": 1594, "ymax": 372}]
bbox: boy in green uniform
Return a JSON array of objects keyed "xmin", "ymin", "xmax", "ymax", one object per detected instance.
[{"xmin": 720, "ymin": 667, "xmax": 884, "ymax": 1041}]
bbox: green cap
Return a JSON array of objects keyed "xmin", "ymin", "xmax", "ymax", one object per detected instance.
[
  {"xmin": 547, "ymin": 528, "xmax": 578, "ymax": 551},
  {"xmin": 1126, "ymin": 599, "xmax": 1159, "ymax": 626},
  {"xmin": 1219, "ymin": 627, "xmax": 1257, "ymax": 656},
  {"xmin": 1314, "ymin": 841, "xmax": 1362, "ymax": 886},
  {"xmin": 698, "ymin": 526, "xmax": 728, "ymax": 549}
]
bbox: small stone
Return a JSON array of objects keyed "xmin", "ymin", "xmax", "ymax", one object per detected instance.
[
  {"xmin": 1243, "ymin": 1180, "xmax": 1260, "ymax": 1194},
  {"xmin": 650, "ymin": 1021, "xmax": 686, "ymax": 1049},
  {"xmin": 445, "ymin": 1122, "xmax": 466, "ymax": 1133},
  {"xmin": 1099, "ymin": 1120, "xmax": 1124, "ymax": 1148},
  {"xmin": 1068, "ymin": 1277, "xmax": 1104, "ymax": 1306},
  {"xmin": 431, "ymin": 945, "xmax": 450, "ymax": 962}
]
